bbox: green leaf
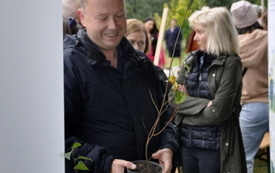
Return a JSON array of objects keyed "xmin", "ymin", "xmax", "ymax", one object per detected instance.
[
  {"xmin": 177, "ymin": 9, "xmax": 185, "ymax": 16},
  {"xmin": 73, "ymin": 161, "xmax": 89, "ymax": 171},
  {"xmin": 78, "ymin": 156, "xmax": 93, "ymax": 161},
  {"xmin": 64, "ymin": 151, "xmax": 72, "ymax": 160},
  {"xmin": 71, "ymin": 142, "xmax": 82, "ymax": 149},
  {"xmin": 175, "ymin": 91, "xmax": 187, "ymax": 104}
]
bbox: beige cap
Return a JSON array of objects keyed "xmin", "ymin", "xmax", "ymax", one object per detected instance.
[{"xmin": 230, "ymin": 0, "xmax": 258, "ymax": 28}]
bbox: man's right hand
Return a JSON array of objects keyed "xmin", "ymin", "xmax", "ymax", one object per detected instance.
[{"xmin": 111, "ymin": 159, "xmax": 136, "ymax": 173}]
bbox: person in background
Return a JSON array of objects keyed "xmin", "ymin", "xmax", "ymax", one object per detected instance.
[
  {"xmin": 169, "ymin": 7, "xmax": 247, "ymax": 173},
  {"xmin": 230, "ymin": 1, "xmax": 268, "ymax": 173},
  {"xmin": 143, "ymin": 17, "xmax": 166, "ymax": 68},
  {"xmin": 63, "ymin": 0, "xmax": 178, "ymax": 172},
  {"xmin": 165, "ymin": 19, "xmax": 182, "ymax": 66},
  {"xmin": 125, "ymin": 18, "xmax": 169, "ymax": 83},
  {"xmin": 125, "ymin": 18, "xmax": 179, "ymax": 173},
  {"xmin": 125, "ymin": 18, "xmax": 149, "ymax": 54},
  {"xmin": 62, "ymin": 0, "xmax": 83, "ymax": 37}
]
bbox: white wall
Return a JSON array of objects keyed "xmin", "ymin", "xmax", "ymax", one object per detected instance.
[{"xmin": 0, "ymin": 1, "xmax": 64, "ymax": 172}]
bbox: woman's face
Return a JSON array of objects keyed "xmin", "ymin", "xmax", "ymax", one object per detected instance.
[
  {"xmin": 193, "ymin": 23, "xmax": 208, "ymax": 52},
  {"xmin": 144, "ymin": 20, "xmax": 154, "ymax": 33},
  {"xmin": 126, "ymin": 31, "xmax": 147, "ymax": 53}
]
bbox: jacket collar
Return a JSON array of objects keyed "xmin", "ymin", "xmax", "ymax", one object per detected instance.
[
  {"xmin": 212, "ymin": 55, "xmax": 227, "ymax": 66},
  {"xmin": 75, "ymin": 29, "xmax": 146, "ymax": 67},
  {"xmin": 188, "ymin": 50, "xmax": 229, "ymax": 67}
]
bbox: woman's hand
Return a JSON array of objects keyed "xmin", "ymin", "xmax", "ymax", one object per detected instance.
[
  {"xmin": 178, "ymin": 84, "xmax": 189, "ymax": 96},
  {"xmin": 207, "ymin": 100, "xmax": 213, "ymax": 107}
]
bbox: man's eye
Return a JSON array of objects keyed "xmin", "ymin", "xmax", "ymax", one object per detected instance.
[
  {"xmin": 98, "ymin": 17, "xmax": 107, "ymax": 21},
  {"xmin": 116, "ymin": 15, "xmax": 124, "ymax": 18}
]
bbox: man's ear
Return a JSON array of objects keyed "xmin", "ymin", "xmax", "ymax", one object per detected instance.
[{"xmin": 78, "ymin": 9, "xmax": 86, "ymax": 27}]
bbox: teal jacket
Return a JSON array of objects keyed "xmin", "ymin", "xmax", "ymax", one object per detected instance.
[{"xmin": 170, "ymin": 51, "xmax": 247, "ymax": 173}]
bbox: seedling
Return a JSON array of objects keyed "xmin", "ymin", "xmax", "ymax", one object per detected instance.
[{"xmin": 64, "ymin": 142, "xmax": 93, "ymax": 172}]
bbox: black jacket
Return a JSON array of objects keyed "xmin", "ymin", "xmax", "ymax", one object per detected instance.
[{"xmin": 64, "ymin": 29, "xmax": 178, "ymax": 173}]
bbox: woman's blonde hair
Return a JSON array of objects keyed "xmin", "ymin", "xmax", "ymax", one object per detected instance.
[
  {"xmin": 188, "ymin": 7, "xmax": 239, "ymax": 57},
  {"xmin": 125, "ymin": 18, "xmax": 149, "ymax": 53}
]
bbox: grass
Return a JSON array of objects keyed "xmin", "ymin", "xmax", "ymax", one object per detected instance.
[
  {"xmin": 254, "ymin": 148, "xmax": 269, "ymax": 173},
  {"xmin": 254, "ymin": 159, "xmax": 269, "ymax": 173}
]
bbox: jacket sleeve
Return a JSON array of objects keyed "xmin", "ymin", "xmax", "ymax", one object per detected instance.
[
  {"xmin": 185, "ymin": 57, "xmax": 242, "ymax": 125},
  {"xmin": 169, "ymin": 94, "xmax": 210, "ymax": 115},
  {"xmin": 64, "ymin": 55, "xmax": 114, "ymax": 173},
  {"xmin": 176, "ymin": 52, "xmax": 197, "ymax": 84},
  {"xmin": 170, "ymin": 56, "xmax": 242, "ymax": 126}
]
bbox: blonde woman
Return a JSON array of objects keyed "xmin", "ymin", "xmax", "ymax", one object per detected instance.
[{"xmin": 169, "ymin": 7, "xmax": 247, "ymax": 173}]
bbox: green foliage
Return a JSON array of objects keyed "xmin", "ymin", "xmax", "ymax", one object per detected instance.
[
  {"xmin": 168, "ymin": 75, "xmax": 187, "ymax": 104},
  {"xmin": 71, "ymin": 142, "xmax": 82, "ymax": 149},
  {"xmin": 78, "ymin": 156, "xmax": 93, "ymax": 161},
  {"xmin": 125, "ymin": 0, "xmax": 170, "ymax": 20},
  {"xmin": 206, "ymin": 0, "xmax": 234, "ymax": 8},
  {"xmin": 65, "ymin": 142, "xmax": 93, "ymax": 172},
  {"xmin": 73, "ymin": 161, "xmax": 89, "ymax": 171},
  {"xmin": 175, "ymin": 90, "xmax": 187, "ymax": 104},
  {"xmin": 64, "ymin": 151, "xmax": 72, "ymax": 160}
]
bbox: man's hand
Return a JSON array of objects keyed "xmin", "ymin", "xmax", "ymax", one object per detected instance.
[
  {"xmin": 152, "ymin": 148, "xmax": 173, "ymax": 173},
  {"xmin": 111, "ymin": 159, "xmax": 136, "ymax": 173}
]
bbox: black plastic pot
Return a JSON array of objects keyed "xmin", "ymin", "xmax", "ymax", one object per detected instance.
[{"xmin": 126, "ymin": 160, "xmax": 163, "ymax": 173}]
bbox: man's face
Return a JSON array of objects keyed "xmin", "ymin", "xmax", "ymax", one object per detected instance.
[
  {"xmin": 170, "ymin": 20, "xmax": 176, "ymax": 27},
  {"xmin": 78, "ymin": 0, "xmax": 126, "ymax": 52}
]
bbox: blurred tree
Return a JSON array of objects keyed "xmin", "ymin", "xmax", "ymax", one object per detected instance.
[
  {"xmin": 206, "ymin": 0, "xmax": 235, "ymax": 8},
  {"xmin": 125, "ymin": 0, "xmax": 268, "ymax": 56},
  {"xmin": 206, "ymin": 0, "xmax": 268, "ymax": 9},
  {"xmin": 125, "ymin": 0, "xmax": 170, "ymax": 20},
  {"xmin": 163, "ymin": 0, "xmax": 206, "ymax": 50},
  {"xmin": 125, "ymin": 0, "xmax": 268, "ymax": 26}
]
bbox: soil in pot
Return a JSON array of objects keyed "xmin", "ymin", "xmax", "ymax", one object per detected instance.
[{"xmin": 127, "ymin": 160, "xmax": 163, "ymax": 173}]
